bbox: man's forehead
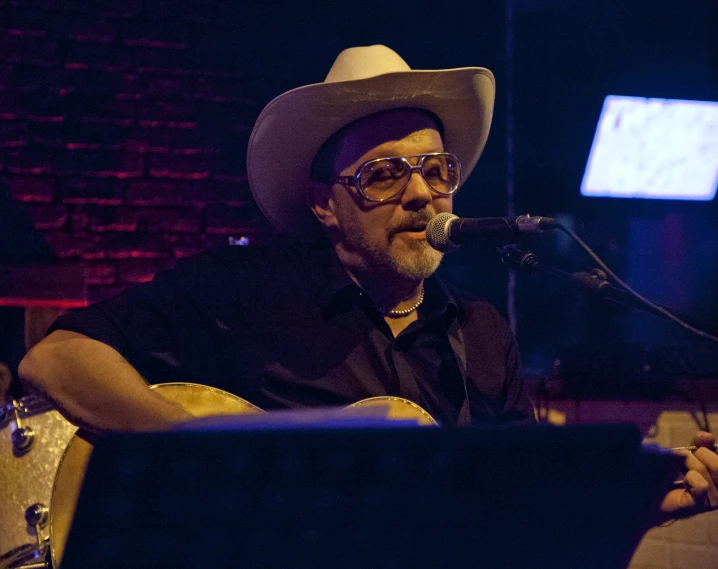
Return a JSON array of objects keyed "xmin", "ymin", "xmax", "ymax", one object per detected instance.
[
  {"xmin": 356, "ymin": 129, "xmax": 442, "ymax": 159},
  {"xmin": 335, "ymin": 109, "xmax": 443, "ymax": 164},
  {"xmin": 339, "ymin": 109, "xmax": 440, "ymax": 144}
]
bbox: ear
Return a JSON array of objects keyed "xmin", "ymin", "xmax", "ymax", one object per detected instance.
[{"xmin": 306, "ymin": 182, "xmax": 339, "ymax": 230}]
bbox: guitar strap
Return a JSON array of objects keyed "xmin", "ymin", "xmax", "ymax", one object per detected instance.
[{"xmin": 447, "ymin": 317, "xmax": 472, "ymax": 426}]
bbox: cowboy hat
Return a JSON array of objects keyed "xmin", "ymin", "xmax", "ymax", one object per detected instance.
[{"xmin": 246, "ymin": 44, "xmax": 495, "ymax": 238}]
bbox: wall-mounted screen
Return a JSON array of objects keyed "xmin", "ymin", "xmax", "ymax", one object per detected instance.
[{"xmin": 581, "ymin": 95, "xmax": 718, "ymax": 200}]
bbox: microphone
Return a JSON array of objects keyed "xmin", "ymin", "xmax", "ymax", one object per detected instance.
[{"xmin": 425, "ymin": 212, "xmax": 558, "ymax": 252}]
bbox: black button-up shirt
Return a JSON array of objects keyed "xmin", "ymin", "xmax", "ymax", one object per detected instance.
[{"xmin": 50, "ymin": 238, "xmax": 533, "ymax": 426}]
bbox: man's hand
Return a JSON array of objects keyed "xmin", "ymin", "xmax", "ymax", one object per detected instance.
[{"xmin": 658, "ymin": 431, "xmax": 718, "ymax": 521}]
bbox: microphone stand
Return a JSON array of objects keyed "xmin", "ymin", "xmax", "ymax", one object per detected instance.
[
  {"xmin": 498, "ymin": 246, "xmax": 679, "ymax": 321},
  {"xmin": 500, "ymin": 246, "xmax": 715, "ymax": 489}
]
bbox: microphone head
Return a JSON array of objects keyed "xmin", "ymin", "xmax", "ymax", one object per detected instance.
[{"xmin": 426, "ymin": 212, "xmax": 460, "ymax": 253}]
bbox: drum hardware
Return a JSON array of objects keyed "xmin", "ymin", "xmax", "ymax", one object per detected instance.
[
  {"xmin": 11, "ymin": 425, "xmax": 35, "ymax": 454},
  {"xmin": 1, "ymin": 395, "xmax": 54, "ymax": 420},
  {"xmin": 9, "ymin": 403, "xmax": 36, "ymax": 456},
  {"xmin": 0, "ymin": 540, "xmax": 48, "ymax": 569},
  {"xmin": 25, "ymin": 504, "xmax": 49, "ymax": 532},
  {"xmin": 0, "ymin": 504, "xmax": 52, "ymax": 569},
  {"xmin": 0, "ymin": 545, "xmax": 47, "ymax": 569},
  {"xmin": 24, "ymin": 504, "xmax": 50, "ymax": 565},
  {"xmin": 2, "ymin": 399, "xmax": 41, "ymax": 456}
]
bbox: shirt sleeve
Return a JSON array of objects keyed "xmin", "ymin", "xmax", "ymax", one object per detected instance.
[{"xmin": 48, "ymin": 248, "xmax": 242, "ymax": 386}]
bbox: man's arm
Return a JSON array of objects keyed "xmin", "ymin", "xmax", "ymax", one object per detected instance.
[{"xmin": 19, "ymin": 330, "xmax": 194, "ymax": 432}]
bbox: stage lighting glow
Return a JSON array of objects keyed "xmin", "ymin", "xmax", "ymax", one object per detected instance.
[{"xmin": 581, "ymin": 95, "xmax": 718, "ymax": 200}]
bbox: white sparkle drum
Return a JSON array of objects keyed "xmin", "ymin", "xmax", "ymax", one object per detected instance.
[{"xmin": 0, "ymin": 396, "xmax": 77, "ymax": 569}]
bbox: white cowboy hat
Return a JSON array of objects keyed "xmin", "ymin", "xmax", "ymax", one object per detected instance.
[{"xmin": 246, "ymin": 44, "xmax": 495, "ymax": 238}]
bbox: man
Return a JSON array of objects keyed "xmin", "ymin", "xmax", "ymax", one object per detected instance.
[{"xmin": 18, "ymin": 45, "xmax": 718, "ymax": 520}]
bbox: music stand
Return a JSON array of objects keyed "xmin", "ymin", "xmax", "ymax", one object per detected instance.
[{"xmin": 60, "ymin": 424, "xmax": 681, "ymax": 569}]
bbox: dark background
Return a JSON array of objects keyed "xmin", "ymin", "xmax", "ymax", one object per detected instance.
[{"xmin": 1, "ymin": 0, "xmax": 717, "ymax": 379}]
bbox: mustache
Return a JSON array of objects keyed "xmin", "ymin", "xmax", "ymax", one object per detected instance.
[{"xmin": 388, "ymin": 212, "xmax": 435, "ymax": 237}]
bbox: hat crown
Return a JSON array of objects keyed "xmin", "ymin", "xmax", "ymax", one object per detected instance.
[{"xmin": 324, "ymin": 45, "xmax": 412, "ymax": 83}]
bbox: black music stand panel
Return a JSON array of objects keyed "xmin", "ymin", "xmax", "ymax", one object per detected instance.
[{"xmin": 60, "ymin": 425, "xmax": 681, "ymax": 569}]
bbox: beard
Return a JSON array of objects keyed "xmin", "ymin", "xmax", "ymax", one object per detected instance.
[
  {"xmin": 389, "ymin": 238, "xmax": 444, "ymax": 280},
  {"xmin": 340, "ymin": 215, "xmax": 444, "ymax": 281}
]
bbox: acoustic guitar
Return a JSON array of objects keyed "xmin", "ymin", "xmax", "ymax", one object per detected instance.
[{"xmin": 49, "ymin": 382, "xmax": 436, "ymax": 568}]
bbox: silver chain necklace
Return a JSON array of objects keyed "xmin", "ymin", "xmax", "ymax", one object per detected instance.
[{"xmin": 379, "ymin": 288, "xmax": 425, "ymax": 318}]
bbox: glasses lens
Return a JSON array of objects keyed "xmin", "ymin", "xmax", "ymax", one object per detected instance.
[
  {"xmin": 357, "ymin": 154, "xmax": 461, "ymax": 200},
  {"xmin": 421, "ymin": 154, "xmax": 460, "ymax": 194},
  {"xmin": 359, "ymin": 158, "xmax": 410, "ymax": 200}
]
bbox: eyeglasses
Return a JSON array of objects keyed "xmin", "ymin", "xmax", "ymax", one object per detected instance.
[{"xmin": 332, "ymin": 152, "xmax": 462, "ymax": 202}]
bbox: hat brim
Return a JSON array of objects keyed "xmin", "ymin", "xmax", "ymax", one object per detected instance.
[{"xmin": 247, "ymin": 67, "xmax": 495, "ymax": 238}]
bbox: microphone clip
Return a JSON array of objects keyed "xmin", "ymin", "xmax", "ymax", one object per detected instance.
[{"xmin": 499, "ymin": 246, "xmax": 539, "ymax": 271}]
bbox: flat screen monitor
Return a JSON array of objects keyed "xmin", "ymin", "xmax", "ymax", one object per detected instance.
[{"xmin": 581, "ymin": 95, "xmax": 718, "ymax": 200}]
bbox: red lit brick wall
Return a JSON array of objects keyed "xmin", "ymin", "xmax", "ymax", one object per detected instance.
[{"xmin": 0, "ymin": 1, "xmax": 289, "ymax": 301}]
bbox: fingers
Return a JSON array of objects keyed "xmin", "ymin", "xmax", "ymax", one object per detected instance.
[
  {"xmin": 660, "ymin": 443, "xmax": 718, "ymax": 520},
  {"xmin": 660, "ymin": 469, "xmax": 711, "ymax": 516},
  {"xmin": 684, "ymin": 469, "xmax": 711, "ymax": 508},
  {"xmin": 693, "ymin": 430, "xmax": 716, "ymax": 448},
  {"xmin": 689, "ymin": 447, "xmax": 718, "ymax": 509},
  {"xmin": 660, "ymin": 488, "xmax": 690, "ymax": 515},
  {"xmin": 677, "ymin": 443, "xmax": 718, "ymax": 510},
  {"xmin": 660, "ymin": 486, "xmax": 704, "ymax": 517}
]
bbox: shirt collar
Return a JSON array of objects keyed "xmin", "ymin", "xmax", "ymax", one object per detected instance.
[
  {"xmin": 419, "ymin": 272, "xmax": 459, "ymax": 323},
  {"xmin": 303, "ymin": 242, "xmax": 358, "ymax": 313}
]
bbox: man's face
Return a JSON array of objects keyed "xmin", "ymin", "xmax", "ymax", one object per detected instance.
[{"xmin": 315, "ymin": 109, "xmax": 452, "ymax": 281}]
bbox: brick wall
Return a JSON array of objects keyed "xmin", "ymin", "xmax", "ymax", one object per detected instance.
[{"xmin": 0, "ymin": 1, "xmax": 283, "ymax": 302}]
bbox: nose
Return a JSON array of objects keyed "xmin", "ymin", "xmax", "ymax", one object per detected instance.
[{"xmin": 400, "ymin": 169, "xmax": 434, "ymax": 210}]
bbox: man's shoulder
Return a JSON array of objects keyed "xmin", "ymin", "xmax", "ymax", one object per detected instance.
[
  {"xmin": 443, "ymin": 283, "xmax": 512, "ymax": 334},
  {"xmin": 176, "ymin": 235, "xmax": 311, "ymax": 275},
  {"xmin": 444, "ymin": 283, "xmax": 504, "ymax": 315}
]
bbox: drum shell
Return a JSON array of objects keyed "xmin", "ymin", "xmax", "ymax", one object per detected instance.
[{"xmin": 0, "ymin": 406, "xmax": 77, "ymax": 560}]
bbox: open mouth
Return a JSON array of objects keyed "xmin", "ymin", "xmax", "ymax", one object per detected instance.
[
  {"xmin": 393, "ymin": 226, "xmax": 427, "ymax": 240},
  {"xmin": 390, "ymin": 218, "xmax": 431, "ymax": 240}
]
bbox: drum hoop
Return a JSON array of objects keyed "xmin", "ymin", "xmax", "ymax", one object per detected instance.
[{"xmin": 1, "ymin": 396, "xmax": 55, "ymax": 428}]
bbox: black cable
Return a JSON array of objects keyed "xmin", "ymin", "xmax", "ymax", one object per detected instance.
[
  {"xmin": 674, "ymin": 352, "xmax": 711, "ymax": 433},
  {"xmin": 673, "ymin": 385, "xmax": 710, "ymax": 433},
  {"xmin": 555, "ymin": 223, "xmax": 718, "ymax": 345},
  {"xmin": 701, "ymin": 399, "xmax": 712, "ymax": 434}
]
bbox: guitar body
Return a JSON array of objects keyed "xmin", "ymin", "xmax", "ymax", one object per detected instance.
[
  {"xmin": 348, "ymin": 396, "xmax": 437, "ymax": 426},
  {"xmin": 49, "ymin": 384, "xmax": 435, "ymax": 567}
]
